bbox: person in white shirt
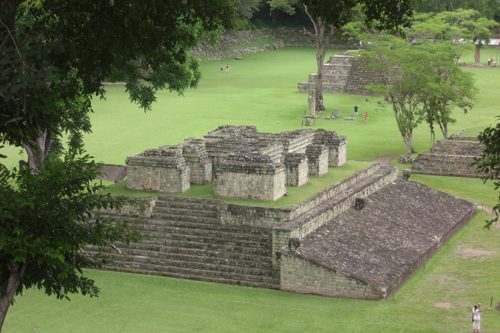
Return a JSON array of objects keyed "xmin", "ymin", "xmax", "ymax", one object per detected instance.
[{"xmin": 472, "ymin": 304, "xmax": 482, "ymax": 333}]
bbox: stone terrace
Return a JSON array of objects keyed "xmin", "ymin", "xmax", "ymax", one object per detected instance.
[
  {"xmin": 412, "ymin": 137, "xmax": 485, "ymax": 178},
  {"xmin": 94, "ymin": 163, "xmax": 476, "ymax": 299},
  {"xmin": 280, "ymin": 179, "xmax": 475, "ymax": 299}
]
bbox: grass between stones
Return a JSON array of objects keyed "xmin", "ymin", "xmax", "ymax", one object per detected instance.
[{"xmin": 3, "ymin": 47, "xmax": 500, "ymax": 332}]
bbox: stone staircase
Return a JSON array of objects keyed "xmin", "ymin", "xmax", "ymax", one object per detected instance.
[
  {"xmin": 412, "ymin": 138, "xmax": 484, "ymax": 178},
  {"xmin": 97, "ymin": 196, "xmax": 280, "ymax": 289}
]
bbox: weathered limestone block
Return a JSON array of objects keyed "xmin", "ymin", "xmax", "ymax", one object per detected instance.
[
  {"xmin": 314, "ymin": 129, "xmax": 347, "ymax": 166},
  {"xmin": 306, "ymin": 144, "xmax": 329, "ymax": 176},
  {"xmin": 126, "ymin": 146, "xmax": 190, "ymax": 193},
  {"xmin": 182, "ymin": 138, "xmax": 212, "ymax": 184},
  {"xmin": 278, "ymin": 129, "xmax": 316, "ymax": 154},
  {"xmin": 215, "ymin": 153, "xmax": 286, "ymax": 201},
  {"xmin": 284, "ymin": 153, "xmax": 309, "ymax": 187}
]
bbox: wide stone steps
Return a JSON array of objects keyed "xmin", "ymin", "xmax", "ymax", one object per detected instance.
[
  {"xmin": 145, "ymin": 218, "xmax": 268, "ymax": 235},
  {"xmin": 105, "ymin": 267, "xmax": 280, "ymax": 290},
  {"xmin": 125, "ymin": 237, "xmax": 271, "ymax": 256},
  {"xmin": 133, "ymin": 228, "xmax": 270, "ymax": 248},
  {"xmin": 134, "ymin": 221, "xmax": 270, "ymax": 243},
  {"xmin": 114, "ymin": 248, "xmax": 274, "ymax": 269},
  {"xmin": 118, "ymin": 242, "xmax": 271, "ymax": 262},
  {"xmin": 107, "ymin": 254, "xmax": 274, "ymax": 278},
  {"xmin": 104, "ymin": 258, "xmax": 279, "ymax": 287},
  {"xmin": 153, "ymin": 206, "xmax": 218, "ymax": 218},
  {"xmin": 149, "ymin": 212, "xmax": 219, "ymax": 224}
]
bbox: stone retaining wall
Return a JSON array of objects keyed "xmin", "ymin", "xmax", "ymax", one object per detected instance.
[
  {"xmin": 126, "ymin": 146, "xmax": 190, "ymax": 193},
  {"xmin": 280, "ymin": 253, "xmax": 383, "ymax": 299}
]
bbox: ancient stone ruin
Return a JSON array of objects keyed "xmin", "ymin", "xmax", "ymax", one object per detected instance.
[
  {"xmin": 412, "ymin": 136, "xmax": 485, "ymax": 178},
  {"xmin": 126, "ymin": 126, "xmax": 347, "ymax": 201},
  {"xmin": 92, "ymin": 127, "xmax": 475, "ymax": 300},
  {"xmin": 93, "ymin": 162, "xmax": 475, "ymax": 300},
  {"xmin": 298, "ymin": 54, "xmax": 388, "ymax": 96}
]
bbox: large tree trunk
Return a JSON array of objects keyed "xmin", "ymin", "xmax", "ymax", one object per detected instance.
[
  {"xmin": 23, "ymin": 129, "xmax": 52, "ymax": 171},
  {"xmin": 0, "ymin": 262, "xmax": 27, "ymax": 332},
  {"xmin": 315, "ymin": 48, "xmax": 326, "ymax": 112},
  {"xmin": 474, "ymin": 44, "xmax": 481, "ymax": 65},
  {"xmin": 304, "ymin": 5, "xmax": 330, "ymax": 112}
]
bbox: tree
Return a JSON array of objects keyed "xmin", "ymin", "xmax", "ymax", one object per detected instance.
[
  {"xmin": 413, "ymin": 0, "xmax": 500, "ymax": 21},
  {"xmin": 0, "ymin": 0, "xmax": 234, "ymax": 330},
  {"xmin": 475, "ymin": 119, "xmax": 500, "ymax": 228},
  {"xmin": 365, "ymin": 36, "xmax": 476, "ymax": 154},
  {"xmin": 406, "ymin": 9, "xmax": 498, "ymax": 64},
  {"xmin": 269, "ymin": 0, "xmax": 412, "ymax": 112},
  {"xmin": 418, "ymin": 42, "xmax": 476, "ymax": 141},
  {"xmin": 0, "ymin": 151, "xmax": 139, "ymax": 329}
]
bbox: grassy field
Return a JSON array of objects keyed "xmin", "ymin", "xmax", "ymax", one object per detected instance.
[{"xmin": 2, "ymin": 46, "xmax": 500, "ymax": 332}]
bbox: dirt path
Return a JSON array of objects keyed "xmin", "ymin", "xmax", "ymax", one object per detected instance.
[{"xmin": 375, "ymin": 155, "xmax": 396, "ymax": 167}]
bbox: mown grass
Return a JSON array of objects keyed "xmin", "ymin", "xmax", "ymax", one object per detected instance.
[{"xmin": 2, "ymin": 46, "xmax": 500, "ymax": 332}]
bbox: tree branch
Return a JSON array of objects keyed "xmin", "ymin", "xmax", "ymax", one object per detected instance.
[
  {"xmin": 0, "ymin": 18, "xmax": 37, "ymax": 72},
  {"xmin": 303, "ymin": 4, "xmax": 318, "ymax": 37}
]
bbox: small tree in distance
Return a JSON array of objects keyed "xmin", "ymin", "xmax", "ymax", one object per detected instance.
[{"xmin": 365, "ymin": 36, "xmax": 476, "ymax": 154}]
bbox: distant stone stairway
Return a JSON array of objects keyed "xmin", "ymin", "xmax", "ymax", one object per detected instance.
[
  {"xmin": 412, "ymin": 137, "xmax": 484, "ymax": 178},
  {"xmin": 97, "ymin": 196, "xmax": 280, "ymax": 289}
]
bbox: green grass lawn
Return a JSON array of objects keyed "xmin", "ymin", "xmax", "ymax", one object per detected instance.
[{"xmin": 2, "ymin": 46, "xmax": 500, "ymax": 332}]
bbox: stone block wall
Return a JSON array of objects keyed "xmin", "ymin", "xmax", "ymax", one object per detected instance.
[
  {"xmin": 183, "ymin": 138, "xmax": 213, "ymax": 184},
  {"xmin": 314, "ymin": 129, "xmax": 348, "ymax": 167},
  {"xmin": 284, "ymin": 153, "xmax": 309, "ymax": 187},
  {"xmin": 214, "ymin": 153, "xmax": 287, "ymax": 201},
  {"xmin": 306, "ymin": 144, "xmax": 329, "ymax": 176},
  {"xmin": 280, "ymin": 251, "xmax": 384, "ymax": 299},
  {"xmin": 126, "ymin": 146, "xmax": 190, "ymax": 193}
]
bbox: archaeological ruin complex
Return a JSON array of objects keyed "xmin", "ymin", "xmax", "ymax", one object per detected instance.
[
  {"xmin": 126, "ymin": 126, "xmax": 347, "ymax": 201},
  {"xmin": 93, "ymin": 126, "xmax": 476, "ymax": 300}
]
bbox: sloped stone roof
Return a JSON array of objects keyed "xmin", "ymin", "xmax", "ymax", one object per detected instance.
[{"xmin": 293, "ymin": 179, "xmax": 475, "ymax": 295}]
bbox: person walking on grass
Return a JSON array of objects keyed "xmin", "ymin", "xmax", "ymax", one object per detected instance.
[{"xmin": 472, "ymin": 303, "xmax": 482, "ymax": 333}]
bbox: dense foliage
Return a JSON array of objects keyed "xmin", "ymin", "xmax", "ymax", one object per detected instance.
[
  {"xmin": 476, "ymin": 119, "xmax": 500, "ymax": 228},
  {"xmin": 0, "ymin": 0, "xmax": 234, "ymax": 330}
]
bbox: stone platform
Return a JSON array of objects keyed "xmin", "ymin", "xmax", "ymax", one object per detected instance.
[
  {"xmin": 412, "ymin": 137, "xmax": 485, "ymax": 178},
  {"xmin": 92, "ymin": 163, "xmax": 475, "ymax": 299},
  {"xmin": 298, "ymin": 54, "xmax": 388, "ymax": 95}
]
